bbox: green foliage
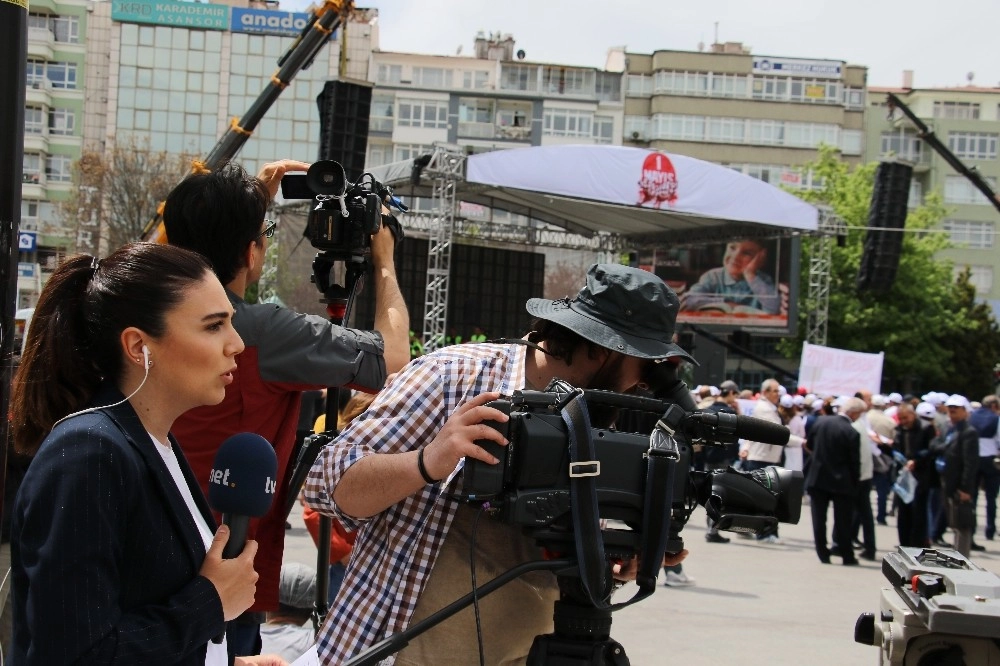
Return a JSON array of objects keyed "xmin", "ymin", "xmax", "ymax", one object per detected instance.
[{"xmin": 779, "ymin": 146, "xmax": 1000, "ymax": 394}]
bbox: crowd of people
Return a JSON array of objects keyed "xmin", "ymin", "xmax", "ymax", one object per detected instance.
[
  {"xmin": 4, "ymin": 154, "xmax": 999, "ymax": 664},
  {"xmin": 665, "ymin": 382, "xmax": 1000, "ymax": 583}
]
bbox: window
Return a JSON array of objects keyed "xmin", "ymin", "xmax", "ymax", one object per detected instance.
[
  {"xmin": 26, "ymin": 59, "xmax": 46, "ymax": 87},
  {"xmin": 626, "ymin": 74, "xmax": 653, "ymax": 97},
  {"xmin": 46, "ymin": 62, "xmax": 77, "ymax": 89},
  {"xmin": 48, "ymin": 108, "xmax": 75, "ymax": 136},
  {"xmin": 593, "ymin": 116, "xmax": 614, "ymax": 144},
  {"xmin": 954, "ymin": 265, "xmax": 994, "ymax": 294},
  {"xmin": 840, "ymin": 129, "xmax": 863, "ymax": 155},
  {"xmin": 595, "ymin": 72, "xmax": 621, "ymax": 102},
  {"xmin": 369, "ymin": 94, "xmax": 394, "ymax": 132},
  {"xmin": 23, "ymin": 153, "xmax": 42, "ymax": 183},
  {"xmin": 51, "ymin": 15, "xmax": 79, "ymax": 43},
  {"xmin": 880, "ymin": 131, "xmax": 922, "ymax": 162},
  {"xmin": 394, "ymin": 144, "xmax": 433, "ymax": 162},
  {"xmin": 366, "ymin": 143, "xmax": 393, "ymax": 167},
  {"xmin": 844, "ymin": 87, "xmax": 864, "ymax": 110},
  {"xmin": 462, "ymin": 71, "xmax": 489, "ymax": 90},
  {"xmin": 948, "ymin": 132, "xmax": 998, "ymax": 160},
  {"xmin": 543, "ymin": 108, "xmax": 593, "ymax": 137},
  {"xmin": 945, "ymin": 175, "xmax": 998, "ymax": 205},
  {"xmin": 933, "ymin": 101, "xmax": 980, "ymax": 120},
  {"xmin": 45, "ymin": 155, "xmax": 72, "ymax": 183},
  {"xmin": 413, "ymin": 67, "xmax": 453, "ymax": 89},
  {"xmin": 542, "ymin": 67, "xmax": 593, "ymax": 96},
  {"xmin": 500, "ymin": 64, "xmax": 537, "ymax": 92},
  {"xmin": 942, "ymin": 220, "xmax": 995, "ymax": 249},
  {"xmin": 397, "ymin": 98, "xmax": 448, "ymax": 129},
  {"xmin": 28, "ymin": 13, "xmax": 79, "ymax": 43},
  {"xmin": 458, "ymin": 98, "xmax": 495, "ymax": 138},
  {"xmin": 377, "ymin": 64, "xmax": 402, "ymax": 85},
  {"xmin": 24, "ymin": 107, "xmax": 45, "ymax": 134},
  {"xmin": 624, "ymin": 115, "xmax": 651, "ymax": 140},
  {"xmin": 21, "ymin": 200, "xmax": 40, "ymax": 230}
]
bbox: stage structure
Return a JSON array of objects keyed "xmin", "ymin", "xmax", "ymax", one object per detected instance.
[{"xmin": 368, "ymin": 145, "xmax": 825, "ymax": 349}]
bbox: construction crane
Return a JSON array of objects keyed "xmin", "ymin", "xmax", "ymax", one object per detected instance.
[{"xmin": 142, "ymin": 0, "xmax": 354, "ymax": 242}]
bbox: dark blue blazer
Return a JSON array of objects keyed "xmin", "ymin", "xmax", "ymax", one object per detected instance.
[{"xmin": 10, "ymin": 385, "xmax": 228, "ymax": 664}]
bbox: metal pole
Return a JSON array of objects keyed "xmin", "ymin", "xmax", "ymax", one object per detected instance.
[{"xmin": 0, "ymin": 0, "xmax": 29, "ymax": 528}]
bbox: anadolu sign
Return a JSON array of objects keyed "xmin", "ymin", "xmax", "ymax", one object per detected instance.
[{"xmin": 230, "ymin": 7, "xmax": 313, "ymax": 37}]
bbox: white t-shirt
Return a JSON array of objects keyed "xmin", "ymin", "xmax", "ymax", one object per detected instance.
[{"xmin": 152, "ymin": 434, "xmax": 228, "ymax": 666}]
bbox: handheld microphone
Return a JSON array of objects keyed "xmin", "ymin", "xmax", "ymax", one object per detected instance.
[
  {"xmin": 207, "ymin": 433, "xmax": 277, "ymax": 644},
  {"xmin": 207, "ymin": 433, "xmax": 278, "ymax": 558}
]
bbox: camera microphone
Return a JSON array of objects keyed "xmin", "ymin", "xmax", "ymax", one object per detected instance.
[
  {"xmin": 206, "ymin": 433, "xmax": 278, "ymax": 643},
  {"xmin": 684, "ymin": 411, "xmax": 790, "ymax": 446}
]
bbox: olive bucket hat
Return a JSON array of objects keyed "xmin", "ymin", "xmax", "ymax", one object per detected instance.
[{"xmin": 525, "ymin": 263, "xmax": 697, "ymax": 365}]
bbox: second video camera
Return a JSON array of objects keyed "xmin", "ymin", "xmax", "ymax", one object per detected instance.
[{"xmin": 281, "ymin": 160, "xmax": 383, "ymax": 260}]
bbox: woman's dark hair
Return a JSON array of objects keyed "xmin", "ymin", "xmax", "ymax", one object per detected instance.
[
  {"xmin": 162, "ymin": 161, "xmax": 270, "ymax": 285},
  {"xmin": 526, "ymin": 318, "xmax": 605, "ymax": 365},
  {"xmin": 11, "ymin": 242, "xmax": 213, "ymax": 454}
]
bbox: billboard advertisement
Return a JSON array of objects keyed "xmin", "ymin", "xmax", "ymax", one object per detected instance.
[
  {"xmin": 112, "ymin": 0, "xmax": 229, "ymax": 30},
  {"xmin": 230, "ymin": 8, "xmax": 312, "ymax": 37},
  {"xmin": 647, "ymin": 236, "xmax": 800, "ymax": 334}
]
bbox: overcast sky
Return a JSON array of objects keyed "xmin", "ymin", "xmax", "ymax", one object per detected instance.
[{"xmin": 280, "ymin": 0, "xmax": 1000, "ymax": 89}]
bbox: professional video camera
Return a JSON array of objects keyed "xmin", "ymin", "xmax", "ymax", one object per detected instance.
[
  {"xmin": 461, "ymin": 382, "xmax": 802, "ymax": 556},
  {"xmin": 281, "ymin": 159, "xmax": 404, "ymax": 261},
  {"xmin": 855, "ymin": 547, "xmax": 1000, "ymax": 665}
]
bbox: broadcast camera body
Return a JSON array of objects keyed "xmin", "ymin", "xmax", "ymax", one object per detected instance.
[
  {"xmin": 855, "ymin": 547, "xmax": 1000, "ymax": 665},
  {"xmin": 461, "ymin": 386, "xmax": 802, "ymax": 556},
  {"xmin": 281, "ymin": 159, "xmax": 403, "ymax": 261}
]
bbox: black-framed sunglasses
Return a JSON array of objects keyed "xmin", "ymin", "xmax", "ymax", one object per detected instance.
[{"xmin": 257, "ymin": 220, "xmax": 277, "ymax": 239}]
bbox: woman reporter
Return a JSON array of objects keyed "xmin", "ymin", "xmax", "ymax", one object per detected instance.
[{"xmin": 9, "ymin": 242, "xmax": 285, "ymax": 665}]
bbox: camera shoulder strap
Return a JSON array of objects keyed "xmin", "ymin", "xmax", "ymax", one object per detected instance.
[
  {"xmin": 561, "ymin": 384, "xmax": 678, "ymax": 611},
  {"xmin": 559, "ymin": 386, "xmax": 614, "ymax": 608}
]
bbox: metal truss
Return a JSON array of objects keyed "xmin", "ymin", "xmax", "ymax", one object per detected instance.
[
  {"xmin": 805, "ymin": 207, "xmax": 845, "ymax": 346},
  {"xmin": 420, "ymin": 145, "xmax": 467, "ymax": 353}
]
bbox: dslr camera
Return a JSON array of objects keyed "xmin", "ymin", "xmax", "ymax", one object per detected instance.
[
  {"xmin": 281, "ymin": 160, "xmax": 400, "ymax": 261},
  {"xmin": 855, "ymin": 547, "xmax": 1000, "ymax": 665}
]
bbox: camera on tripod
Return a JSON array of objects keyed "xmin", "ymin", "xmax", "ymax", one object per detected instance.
[
  {"xmin": 461, "ymin": 386, "xmax": 802, "ymax": 555},
  {"xmin": 281, "ymin": 160, "xmax": 395, "ymax": 261},
  {"xmin": 855, "ymin": 547, "xmax": 1000, "ymax": 664}
]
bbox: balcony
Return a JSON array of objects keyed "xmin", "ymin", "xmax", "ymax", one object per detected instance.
[
  {"xmin": 25, "ymin": 80, "xmax": 51, "ymax": 106},
  {"xmin": 23, "ymin": 131, "xmax": 48, "ymax": 154},
  {"xmin": 21, "ymin": 172, "xmax": 45, "ymax": 199},
  {"xmin": 27, "ymin": 27, "xmax": 54, "ymax": 60},
  {"xmin": 456, "ymin": 121, "xmax": 531, "ymax": 142}
]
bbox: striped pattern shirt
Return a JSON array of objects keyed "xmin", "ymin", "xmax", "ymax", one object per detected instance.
[{"xmin": 304, "ymin": 342, "xmax": 526, "ymax": 664}]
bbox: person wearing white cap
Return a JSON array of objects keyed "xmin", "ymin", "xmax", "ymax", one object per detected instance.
[
  {"xmin": 929, "ymin": 395, "xmax": 979, "ymax": 556},
  {"xmin": 885, "ymin": 392, "xmax": 903, "ymax": 422},
  {"xmin": 778, "ymin": 395, "xmax": 806, "ymax": 473}
]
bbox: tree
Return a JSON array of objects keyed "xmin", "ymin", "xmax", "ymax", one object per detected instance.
[
  {"xmin": 944, "ymin": 269, "xmax": 1000, "ymax": 398},
  {"xmin": 61, "ymin": 137, "xmax": 193, "ymax": 254},
  {"xmin": 780, "ymin": 146, "xmax": 1000, "ymax": 394}
]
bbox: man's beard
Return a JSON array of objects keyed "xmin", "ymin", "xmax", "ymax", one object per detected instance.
[{"xmin": 584, "ymin": 354, "xmax": 628, "ymax": 429}]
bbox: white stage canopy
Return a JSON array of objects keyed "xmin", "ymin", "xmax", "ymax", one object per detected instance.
[{"xmin": 372, "ymin": 145, "xmax": 819, "ymax": 245}]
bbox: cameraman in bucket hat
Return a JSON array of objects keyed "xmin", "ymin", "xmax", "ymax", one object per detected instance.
[{"xmin": 304, "ymin": 264, "xmax": 694, "ymax": 665}]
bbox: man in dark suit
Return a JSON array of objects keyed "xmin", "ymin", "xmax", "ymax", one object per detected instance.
[
  {"xmin": 936, "ymin": 394, "xmax": 980, "ymax": 556},
  {"xmin": 804, "ymin": 397, "xmax": 866, "ymax": 565}
]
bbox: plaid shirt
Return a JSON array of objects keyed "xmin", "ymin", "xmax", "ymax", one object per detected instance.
[{"xmin": 304, "ymin": 342, "xmax": 527, "ymax": 664}]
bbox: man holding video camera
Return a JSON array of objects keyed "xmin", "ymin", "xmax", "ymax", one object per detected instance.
[
  {"xmin": 162, "ymin": 160, "xmax": 410, "ymax": 656},
  {"xmin": 304, "ymin": 263, "xmax": 694, "ymax": 665}
]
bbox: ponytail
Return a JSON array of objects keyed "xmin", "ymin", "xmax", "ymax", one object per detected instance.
[{"xmin": 11, "ymin": 255, "xmax": 102, "ymax": 454}]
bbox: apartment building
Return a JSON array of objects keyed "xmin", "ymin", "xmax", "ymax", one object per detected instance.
[
  {"xmin": 21, "ymin": 0, "xmax": 89, "ymax": 307},
  {"xmin": 368, "ymin": 32, "xmax": 622, "ymax": 161},
  {"xmin": 867, "ymin": 79, "xmax": 1000, "ymax": 317},
  {"xmin": 623, "ymin": 42, "xmax": 867, "ymax": 189}
]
